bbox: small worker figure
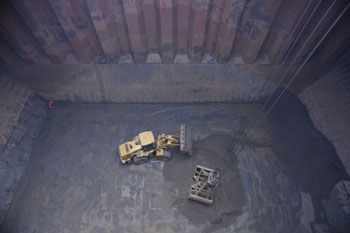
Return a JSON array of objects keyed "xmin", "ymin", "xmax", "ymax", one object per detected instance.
[{"xmin": 48, "ymin": 100, "xmax": 54, "ymax": 109}]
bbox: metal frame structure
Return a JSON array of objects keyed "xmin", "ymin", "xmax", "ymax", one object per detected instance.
[{"xmin": 188, "ymin": 165, "xmax": 219, "ymax": 205}]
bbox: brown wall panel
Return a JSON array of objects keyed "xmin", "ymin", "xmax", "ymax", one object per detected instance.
[
  {"xmin": 215, "ymin": 0, "xmax": 247, "ymax": 62},
  {"xmin": 0, "ymin": 36, "xmax": 22, "ymax": 64},
  {"xmin": 86, "ymin": 0, "xmax": 122, "ymax": 59},
  {"xmin": 0, "ymin": 4, "xmax": 49, "ymax": 64},
  {"xmin": 11, "ymin": 0, "xmax": 76, "ymax": 63},
  {"xmin": 143, "ymin": 0, "xmax": 158, "ymax": 52},
  {"xmin": 0, "ymin": 0, "xmax": 347, "ymax": 65},
  {"xmin": 109, "ymin": 0, "xmax": 130, "ymax": 53},
  {"xmin": 232, "ymin": 0, "xmax": 282, "ymax": 63},
  {"xmin": 49, "ymin": 0, "xmax": 102, "ymax": 63},
  {"xmin": 316, "ymin": 9, "xmax": 350, "ymax": 64},
  {"xmin": 123, "ymin": 0, "xmax": 147, "ymax": 63},
  {"xmin": 189, "ymin": 0, "xmax": 209, "ymax": 62},
  {"xmin": 205, "ymin": 0, "xmax": 225, "ymax": 54},
  {"xmin": 158, "ymin": 0, "xmax": 174, "ymax": 62},
  {"xmin": 176, "ymin": 0, "xmax": 191, "ymax": 53},
  {"xmin": 259, "ymin": 0, "xmax": 309, "ymax": 64}
]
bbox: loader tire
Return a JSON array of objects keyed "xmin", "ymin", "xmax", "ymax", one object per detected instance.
[
  {"xmin": 132, "ymin": 155, "xmax": 149, "ymax": 165},
  {"xmin": 157, "ymin": 151, "xmax": 172, "ymax": 161}
]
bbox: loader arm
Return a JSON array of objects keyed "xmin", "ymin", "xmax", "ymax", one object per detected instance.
[{"xmin": 156, "ymin": 134, "xmax": 181, "ymax": 149}]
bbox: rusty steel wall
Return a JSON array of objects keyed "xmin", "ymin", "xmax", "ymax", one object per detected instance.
[
  {"xmin": 0, "ymin": 75, "xmax": 47, "ymax": 224},
  {"xmin": 0, "ymin": 0, "xmax": 348, "ymax": 65},
  {"xmin": 299, "ymin": 62, "xmax": 350, "ymax": 174}
]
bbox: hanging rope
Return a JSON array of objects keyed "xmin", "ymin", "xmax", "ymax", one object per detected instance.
[
  {"xmin": 219, "ymin": 1, "xmax": 349, "ymax": 177},
  {"xmin": 215, "ymin": 0, "xmax": 323, "ymax": 171},
  {"xmin": 217, "ymin": 1, "xmax": 349, "ymax": 177}
]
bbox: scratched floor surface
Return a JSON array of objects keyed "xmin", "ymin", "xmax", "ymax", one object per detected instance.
[{"xmin": 1, "ymin": 97, "xmax": 347, "ymax": 233}]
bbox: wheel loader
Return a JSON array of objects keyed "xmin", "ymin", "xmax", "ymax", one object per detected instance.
[{"xmin": 118, "ymin": 124, "xmax": 193, "ymax": 165}]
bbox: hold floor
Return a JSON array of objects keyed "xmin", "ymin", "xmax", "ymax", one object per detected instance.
[{"xmin": 1, "ymin": 98, "xmax": 347, "ymax": 233}]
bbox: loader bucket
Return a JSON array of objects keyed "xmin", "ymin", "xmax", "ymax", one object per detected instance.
[{"xmin": 180, "ymin": 124, "xmax": 193, "ymax": 155}]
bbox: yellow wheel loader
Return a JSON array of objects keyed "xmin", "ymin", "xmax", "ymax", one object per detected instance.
[{"xmin": 118, "ymin": 124, "xmax": 192, "ymax": 165}]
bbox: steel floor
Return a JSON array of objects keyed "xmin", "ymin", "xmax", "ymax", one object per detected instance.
[{"xmin": 1, "ymin": 97, "xmax": 347, "ymax": 233}]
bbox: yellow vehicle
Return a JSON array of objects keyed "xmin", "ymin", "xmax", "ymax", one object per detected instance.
[{"xmin": 118, "ymin": 124, "xmax": 192, "ymax": 165}]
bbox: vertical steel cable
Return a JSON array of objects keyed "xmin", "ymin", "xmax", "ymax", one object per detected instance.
[
  {"xmin": 219, "ymin": 1, "xmax": 349, "ymax": 176},
  {"xmin": 215, "ymin": 0, "xmax": 322, "ymax": 170}
]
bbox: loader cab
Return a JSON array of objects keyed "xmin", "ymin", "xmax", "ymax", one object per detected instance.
[{"xmin": 137, "ymin": 131, "xmax": 156, "ymax": 152}]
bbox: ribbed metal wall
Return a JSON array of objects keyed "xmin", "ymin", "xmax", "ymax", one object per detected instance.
[{"xmin": 0, "ymin": 0, "xmax": 349, "ymax": 64}]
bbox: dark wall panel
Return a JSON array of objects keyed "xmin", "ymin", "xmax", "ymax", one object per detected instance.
[
  {"xmin": 11, "ymin": 0, "xmax": 76, "ymax": 63},
  {"xmin": 0, "ymin": 0, "xmax": 347, "ymax": 65}
]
